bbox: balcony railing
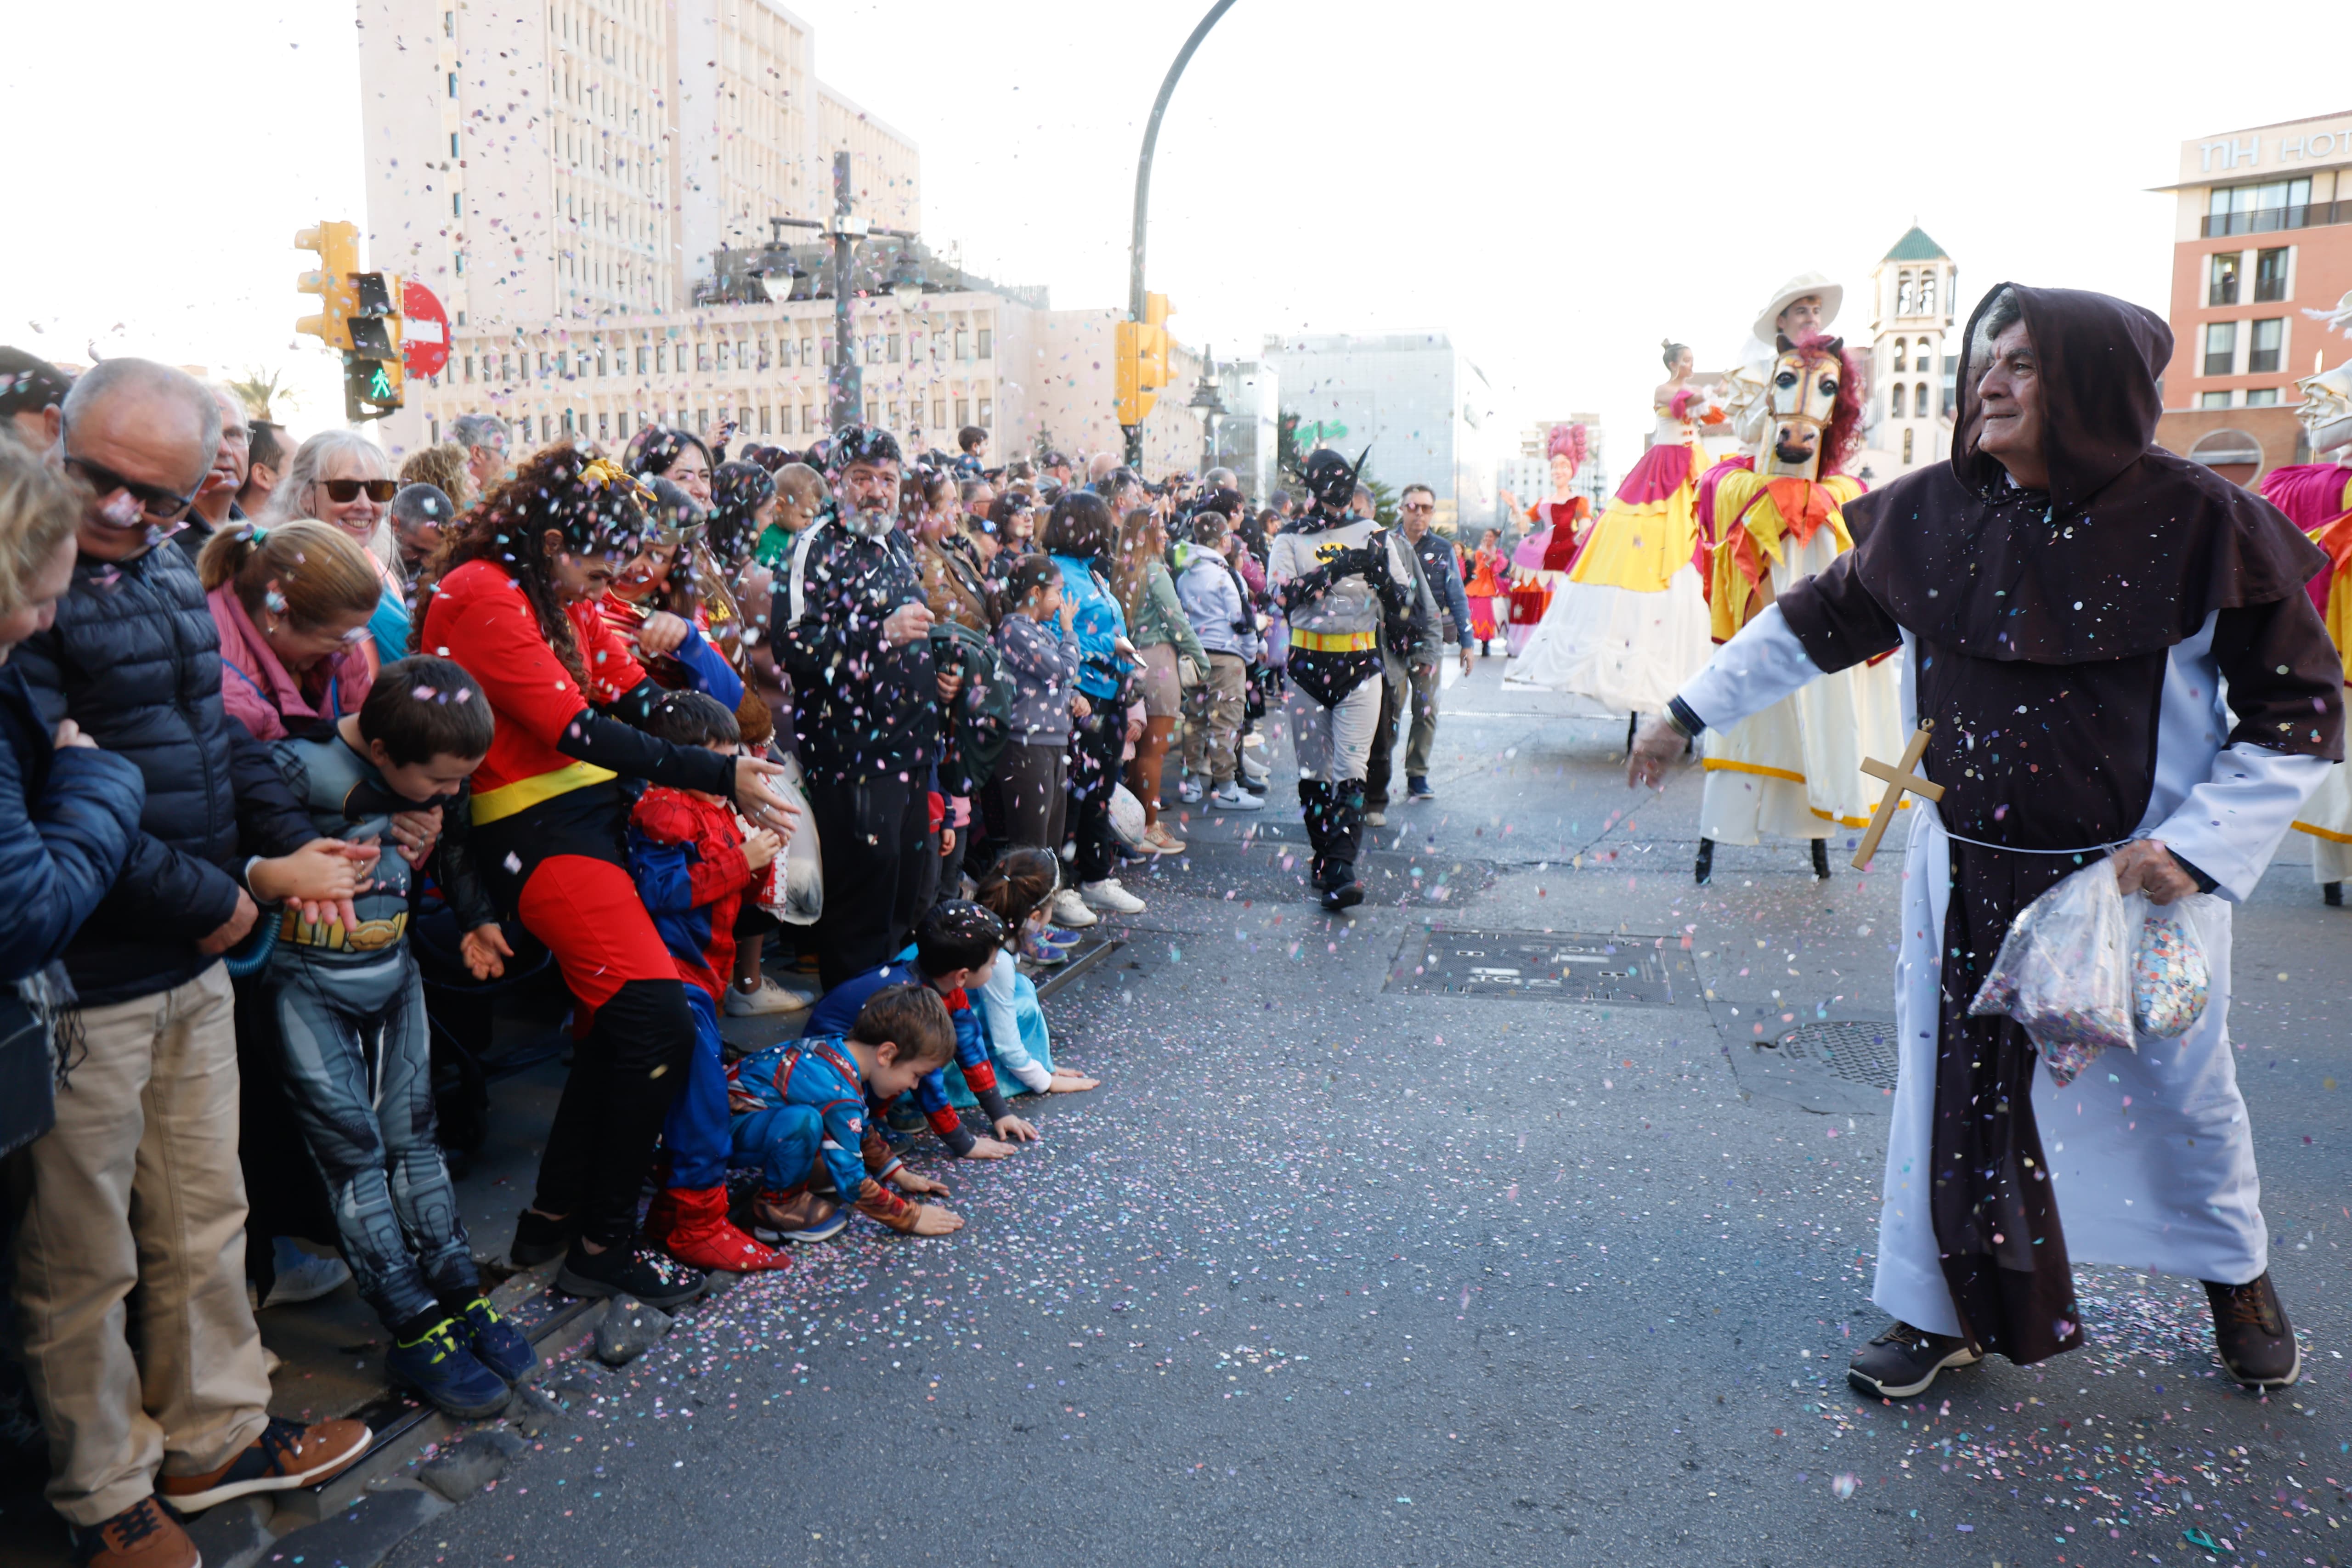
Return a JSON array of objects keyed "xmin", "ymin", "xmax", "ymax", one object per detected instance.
[{"xmin": 2201, "ymin": 202, "xmax": 2348, "ymax": 237}]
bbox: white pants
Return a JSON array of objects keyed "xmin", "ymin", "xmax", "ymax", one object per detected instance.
[{"xmin": 1283, "ymin": 678, "xmax": 1382, "ymax": 784}]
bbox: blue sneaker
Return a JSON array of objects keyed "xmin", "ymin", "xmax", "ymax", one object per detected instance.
[
  {"xmin": 458, "ymin": 1296, "xmax": 536, "ymax": 1384},
  {"xmin": 1038, "ymin": 926, "xmax": 1082, "ymax": 948},
  {"xmin": 387, "ymin": 1319, "xmax": 512, "ymax": 1419}
]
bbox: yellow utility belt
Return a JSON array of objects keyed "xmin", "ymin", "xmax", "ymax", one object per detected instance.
[
  {"xmin": 1289, "ymin": 629, "xmax": 1377, "ymax": 653},
  {"xmin": 469, "ymin": 760, "xmax": 617, "ymax": 825},
  {"xmin": 280, "ymin": 909, "xmax": 409, "ymax": 953}
]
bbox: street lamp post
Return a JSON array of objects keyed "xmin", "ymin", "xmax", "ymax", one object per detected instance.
[
  {"xmin": 764, "ymin": 149, "xmax": 925, "ymax": 434},
  {"xmin": 1124, "ymin": 0, "xmax": 1240, "ymax": 465}
]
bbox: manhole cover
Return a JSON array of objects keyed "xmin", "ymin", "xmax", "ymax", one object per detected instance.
[
  {"xmin": 1775, "ymin": 1020, "xmax": 1900, "ymax": 1089},
  {"xmin": 1386, "ymin": 929, "xmax": 1699, "ymax": 1006}
]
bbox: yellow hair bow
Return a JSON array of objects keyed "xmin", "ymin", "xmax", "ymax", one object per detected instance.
[{"xmin": 579, "ymin": 456, "xmax": 656, "ymax": 502}]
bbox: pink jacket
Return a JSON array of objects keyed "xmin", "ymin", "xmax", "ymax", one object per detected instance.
[{"xmin": 207, "ymin": 583, "xmax": 378, "ymax": 742}]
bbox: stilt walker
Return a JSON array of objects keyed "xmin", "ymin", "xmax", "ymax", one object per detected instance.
[
  {"xmin": 1689, "ymin": 332, "xmax": 1900, "ymax": 884},
  {"xmin": 1506, "ymin": 351, "xmax": 1716, "ymax": 734},
  {"xmin": 1268, "ymin": 449, "xmax": 1415, "ymax": 912},
  {"xmin": 2257, "ymin": 361, "xmax": 2352, "ymax": 902}
]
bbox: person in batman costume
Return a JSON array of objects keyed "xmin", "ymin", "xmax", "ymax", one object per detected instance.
[{"xmin": 1265, "ymin": 449, "xmax": 1415, "ymax": 910}]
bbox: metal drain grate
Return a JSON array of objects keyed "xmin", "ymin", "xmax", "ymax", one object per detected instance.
[{"xmin": 1775, "ymin": 1020, "xmax": 1900, "ymax": 1089}]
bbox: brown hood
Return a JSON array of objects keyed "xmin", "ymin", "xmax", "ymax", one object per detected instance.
[
  {"xmin": 1838, "ymin": 282, "xmax": 2323, "ymax": 662},
  {"xmin": 1953, "ymin": 283, "xmax": 2169, "ymax": 515}
]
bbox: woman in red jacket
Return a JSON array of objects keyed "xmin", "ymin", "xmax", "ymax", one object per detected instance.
[{"xmin": 417, "ymin": 446, "xmax": 797, "ymax": 1306}]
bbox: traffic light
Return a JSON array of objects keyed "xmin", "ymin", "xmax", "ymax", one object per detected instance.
[
  {"xmin": 342, "ymin": 269, "xmax": 405, "ymax": 421},
  {"xmin": 1115, "ymin": 292, "xmax": 1175, "ymax": 427},
  {"xmin": 294, "ymin": 222, "xmax": 360, "ymax": 351}
]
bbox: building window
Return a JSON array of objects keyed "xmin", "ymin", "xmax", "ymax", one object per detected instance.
[
  {"xmin": 636, "ymin": 345, "xmax": 650, "ymax": 375},
  {"xmin": 1919, "ymin": 273, "xmax": 1936, "ymax": 318},
  {"xmin": 695, "ymin": 342, "xmax": 711, "ymax": 373},
  {"xmin": 2199, "ymin": 390, "xmax": 2233, "ymax": 409},
  {"xmin": 1891, "ymin": 338, "xmax": 1907, "ymax": 373},
  {"xmin": 954, "ymin": 328, "xmax": 970, "ymax": 362},
  {"xmin": 866, "ymin": 399, "xmax": 879, "ymax": 425},
  {"xmin": 616, "ymin": 411, "xmax": 630, "ymax": 438},
  {"xmin": 1890, "ymin": 383, "xmax": 1906, "ymax": 419},
  {"xmin": 537, "ymin": 351, "xmax": 551, "ymax": 377},
  {"xmin": 597, "ymin": 412, "xmax": 609, "ymax": 440},
  {"xmin": 2209, "ymin": 251, "xmax": 2241, "ymax": 307},
  {"xmin": 976, "ymin": 328, "xmax": 993, "ymax": 359},
  {"xmin": 932, "ymin": 397, "xmax": 946, "ymax": 429},
  {"xmin": 822, "ymin": 340, "xmax": 835, "ymax": 368},
  {"xmin": 2246, "ymin": 386, "xmax": 2280, "ymax": 406},
  {"xmin": 888, "ymin": 400, "xmax": 901, "ymax": 425},
  {"xmin": 1902, "ymin": 428, "xmax": 1914, "ymax": 464},
  {"xmin": 802, "ymin": 405, "xmax": 817, "ymax": 434},
  {"xmin": 450, "ymin": 132, "xmax": 459, "ymax": 158},
  {"xmin": 697, "ymin": 408, "xmax": 710, "ymax": 433},
  {"xmin": 977, "ymin": 397, "xmax": 992, "ymax": 427},
  {"xmin": 1941, "ymin": 361, "xmax": 1957, "ymax": 416},
  {"xmin": 757, "ymin": 338, "xmax": 770, "ymax": 371},
  {"xmin": 955, "ymin": 397, "xmax": 969, "ymax": 427},
  {"xmin": 447, "ymin": 72, "xmax": 458, "ymax": 98},
  {"xmin": 2255, "ymin": 247, "xmax": 2290, "ymax": 303},
  {"xmin": 2202, "ymin": 321, "xmax": 2237, "ymax": 377},
  {"xmin": 1915, "ymin": 382, "xmax": 1928, "ymax": 419},
  {"xmin": 801, "ymin": 337, "xmax": 814, "ymax": 366},
  {"xmin": 2206, "ymin": 177, "xmax": 2314, "ymax": 236},
  {"xmin": 462, "ymin": 354, "xmax": 474, "ymax": 383},
  {"xmin": 2249, "ymin": 317, "xmax": 2284, "ymax": 374},
  {"xmin": 887, "ymin": 334, "xmax": 902, "ymax": 364}
]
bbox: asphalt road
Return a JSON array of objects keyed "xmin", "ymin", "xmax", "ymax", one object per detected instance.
[{"xmin": 390, "ymin": 662, "xmax": 2352, "ymax": 1568}]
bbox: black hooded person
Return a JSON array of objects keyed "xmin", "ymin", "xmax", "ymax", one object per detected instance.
[
  {"xmin": 773, "ymin": 424, "xmax": 956, "ymax": 987},
  {"xmin": 1264, "ymin": 448, "xmax": 1416, "ymax": 911},
  {"xmin": 1630, "ymin": 283, "xmax": 2342, "ymax": 1399}
]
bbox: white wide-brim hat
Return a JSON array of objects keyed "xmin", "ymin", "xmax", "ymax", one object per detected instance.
[{"xmin": 1753, "ymin": 272, "xmax": 1843, "ymax": 343}]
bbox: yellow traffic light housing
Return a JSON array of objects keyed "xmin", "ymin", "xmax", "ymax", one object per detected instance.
[
  {"xmin": 1116, "ymin": 292, "xmax": 1176, "ymax": 427},
  {"xmin": 294, "ymin": 222, "xmax": 361, "ymax": 351}
]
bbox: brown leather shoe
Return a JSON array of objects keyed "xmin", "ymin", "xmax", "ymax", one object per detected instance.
[
  {"xmin": 751, "ymin": 1186, "xmax": 848, "ymax": 1243},
  {"xmin": 2205, "ymin": 1273, "xmax": 2301, "ymax": 1388},
  {"xmin": 158, "ymin": 1415, "xmax": 371, "ymax": 1513},
  {"xmin": 68, "ymin": 1498, "xmax": 196, "ymax": 1568}
]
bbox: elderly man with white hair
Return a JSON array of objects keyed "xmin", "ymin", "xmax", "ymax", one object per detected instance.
[
  {"xmin": 448, "ymin": 411, "xmax": 510, "ymax": 499},
  {"xmin": 12, "ymin": 358, "xmax": 378, "ymax": 1568}
]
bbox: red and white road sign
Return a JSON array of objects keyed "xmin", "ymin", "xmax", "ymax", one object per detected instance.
[{"xmin": 402, "ymin": 279, "xmax": 450, "ymax": 379}]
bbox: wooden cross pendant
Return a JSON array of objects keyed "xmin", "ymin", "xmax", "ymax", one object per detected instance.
[{"xmin": 1851, "ymin": 722, "xmax": 1944, "ymax": 871}]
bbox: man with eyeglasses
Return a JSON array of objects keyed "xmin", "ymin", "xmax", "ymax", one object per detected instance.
[
  {"xmin": 1386, "ymin": 484, "xmax": 1474, "ymax": 802},
  {"xmin": 173, "ymin": 384, "xmax": 253, "ymax": 564},
  {"xmin": 13, "ymin": 358, "xmax": 379, "ymax": 1568},
  {"xmin": 449, "ymin": 411, "xmax": 511, "ymax": 498}
]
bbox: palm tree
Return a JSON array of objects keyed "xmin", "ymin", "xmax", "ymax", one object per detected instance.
[{"xmin": 225, "ymin": 367, "xmax": 294, "ymax": 423}]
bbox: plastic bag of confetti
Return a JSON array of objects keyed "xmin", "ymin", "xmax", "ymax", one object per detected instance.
[
  {"xmin": 752, "ymin": 752, "xmax": 823, "ymax": 926},
  {"xmin": 2131, "ymin": 898, "xmax": 2211, "ymax": 1039},
  {"xmin": 1968, "ymin": 859, "xmax": 2136, "ymax": 1087}
]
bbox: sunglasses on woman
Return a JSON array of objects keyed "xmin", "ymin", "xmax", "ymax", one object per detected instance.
[{"xmin": 319, "ymin": 478, "xmax": 399, "ymax": 503}]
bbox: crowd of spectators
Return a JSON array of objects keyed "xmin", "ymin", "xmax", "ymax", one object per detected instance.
[{"xmin": 0, "ymin": 344, "xmax": 1476, "ymax": 1567}]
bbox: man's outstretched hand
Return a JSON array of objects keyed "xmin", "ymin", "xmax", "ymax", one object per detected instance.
[{"xmin": 1626, "ymin": 715, "xmax": 1687, "ymax": 791}]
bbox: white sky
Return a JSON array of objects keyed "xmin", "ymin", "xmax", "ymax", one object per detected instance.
[{"xmin": 7, "ymin": 0, "xmax": 2348, "ymax": 459}]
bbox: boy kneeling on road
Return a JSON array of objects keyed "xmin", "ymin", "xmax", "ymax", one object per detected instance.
[{"xmin": 726, "ymin": 984, "xmax": 963, "ymax": 1240}]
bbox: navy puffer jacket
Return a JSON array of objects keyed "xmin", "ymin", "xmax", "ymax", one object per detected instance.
[
  {"xmin": 12, "ymin": 541, "xmax": 314, "ymax": 1005},
  {"xmin": 0, "ymin": 663, "xmax": 145, "ymax": 982}
]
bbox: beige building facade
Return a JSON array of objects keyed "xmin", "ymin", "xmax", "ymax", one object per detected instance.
[{"xmin": 356, "ymin": 0, "xmax": 918, "ymax": 454}]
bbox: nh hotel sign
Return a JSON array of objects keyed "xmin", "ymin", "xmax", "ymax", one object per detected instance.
[{"xmin": 2196, "ymin": 122, "xmax": 2352, "ymax": 174}]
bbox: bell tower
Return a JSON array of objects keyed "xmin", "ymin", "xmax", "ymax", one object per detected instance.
[{"xmin": 1867, "ymin": 226, "xmax": 1958, "ymax": 475}]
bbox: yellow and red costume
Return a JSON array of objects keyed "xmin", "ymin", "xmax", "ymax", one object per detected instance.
[
  {"xmin": 1506, "ymin": 401, "xmax": 1713, "ymax": 711},
  {"xmin": 2258, "ymin": 462, "xmax": 2352, "ymax": 882},
  {"xmin": 1696, "ymin": 467, "xmax": 1904, "ymax": 844}
]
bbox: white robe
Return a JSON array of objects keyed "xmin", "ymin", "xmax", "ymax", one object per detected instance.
[{"xmin": 1681, "ymin": 607, "xmax": 2329, "ymax": 1334}]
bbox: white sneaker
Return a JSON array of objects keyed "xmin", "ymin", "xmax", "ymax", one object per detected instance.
[
  {"xmin": 1081, "ymin": 877, "xmax": 1146, "ymax": 914},
  {"xmin": 1364, "ymin": 808, "xmax": 1387, "ymax": 826},
  {"xmin": 1052, "ymin": 889, "xmax": 1099, "ymax": 928},
  {"xmin": 1177, "ymin": 775, "xmax": 1205, "ymax": 804},
  {"xmin": 724, "ymin": 976, "xmax": 814, "ymax": 1016},
  {"xmin": 1210, "ymin": 781, "xmax": 1263, "ymax": 812},
  {"xmin": 1238, "ymin": 751, "xmax": 1270, "ymax": 783}
]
